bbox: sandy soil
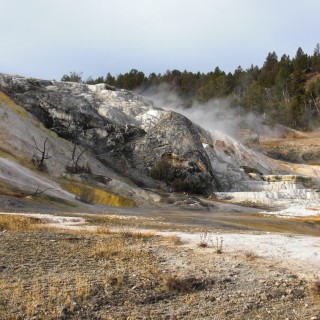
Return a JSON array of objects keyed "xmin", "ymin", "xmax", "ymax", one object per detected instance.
[{"xmin": 1, "ymin": 211, "xmax": 320, "ymax": 319}]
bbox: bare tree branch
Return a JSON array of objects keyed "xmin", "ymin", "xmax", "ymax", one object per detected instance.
[
  {"xmin": 32, "ymin": 137, "xmax": 54, "ymax": 170},
  {"xmin": 27, "ymin": 186, "xmax": 54, "ymax": 196}
]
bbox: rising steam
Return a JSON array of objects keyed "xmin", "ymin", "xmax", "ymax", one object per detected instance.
[{"xmin": 136, "ymin": 84, "xmax": 265, "ymax": 139}]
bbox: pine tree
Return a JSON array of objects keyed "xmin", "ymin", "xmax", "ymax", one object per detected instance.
[{"xmin": 312, "ymin": 43, "xmax": 320, "ymax": 72}]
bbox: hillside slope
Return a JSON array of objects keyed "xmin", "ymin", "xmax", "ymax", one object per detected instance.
[{"xmin": 2, "ymin": 73, "xmax": 320, "ymax": 212}]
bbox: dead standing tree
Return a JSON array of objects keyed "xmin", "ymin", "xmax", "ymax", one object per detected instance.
[
  {"xmin": 69, "ymin": 143, "xmax": 89, "ymax": 173},
  {"xmin": 32, "ymin": 137, "xmax": 54, "ymax": 171},
  {"xmin": 65, "ymin": 120, "xmax": 91, "ymax": 174}
]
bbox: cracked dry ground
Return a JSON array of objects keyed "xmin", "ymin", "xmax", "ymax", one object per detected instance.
[{"xmin": 0, "ymin": 225, "xmax": 320, "ymax": 319}]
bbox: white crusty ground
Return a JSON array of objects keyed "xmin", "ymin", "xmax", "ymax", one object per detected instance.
[{"xmin": 1, "ymin": 211, "xmax": 319, "ymax": 277}]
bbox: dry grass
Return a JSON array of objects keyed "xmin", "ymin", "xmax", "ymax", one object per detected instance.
[
  {"xmin": 0, "ymin": 214, "xmax": 42, "ymax": 231},
  {"xmin": 244, "ymin": 250, "xmax": 260, "ymax": 261},
  {"xmin": 0, "ymin": 228, "xmax": 164, "ymax": 319},
  {"xmin": 166, "ymin": 234, "xmax": 184, "ymax": 246},
  {"xmin": 164, "ymin": 274, "xmax": 193, "ymax": 293},
  {"xmin": 119, "ymin": 229, "xmax": 155, "ymax": 239},
  {"xmin": 85, "ymin": 213, "xmax": 178, "ymax": 231},
  {"xmin": 0, "ymin": 222, "xmax": 317, "ymax": 319},
  {"xmin": 91, "ymin": 236, "xmax": 133, "ymax": 260},
  {"xmin": 224, "ymin": 215, "xmax": 320, "ymax": 236},
  {"xmin": 86, "ymin": 214, "xmax": 134, "ymax": 226},
  {"xmin": 312, "ymin": 277, "xmax": 320, "ymax": 296},
  {"xmin": 0, "ymin": 273, "xmax": 92, "ymax": 319},
  {"xmin": 90, "ymin": 232, "xmax": 162, "ymax": 289},
  {"xmin": 91, "ymin": 231, "xmax": 156, "ymax": 260},
  {"xmin": 214, "ymin": 236, "xmax": 224, "ymax": 254},
  {"xmin": 163, "ymin": 274, "xmax": 206, "ymax": 293}
]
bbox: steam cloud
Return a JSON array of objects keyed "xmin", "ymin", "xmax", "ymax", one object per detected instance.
[{"xmin": 136, "ymin": 84, "xmax": 265, "ymax": 139}]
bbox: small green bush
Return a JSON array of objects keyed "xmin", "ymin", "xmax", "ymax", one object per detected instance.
[
  {"xmin": 150, "ymin": 158, "xmax": 204, "ymax": 195},
  {"xmin": 149, "ymin": 158, "xmax": 174, "ymax": 181},
  {"xmin": 172, "ymin": 178, "xmax": 203, "ymax": 194}
]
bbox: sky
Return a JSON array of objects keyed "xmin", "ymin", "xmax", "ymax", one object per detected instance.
[{"xmin": 1, "ymin": 0, "xmax": 320, "ymax": 81}]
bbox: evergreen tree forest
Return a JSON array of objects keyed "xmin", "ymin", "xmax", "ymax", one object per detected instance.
[{"xmin": 62, "ymin": 44, "xmax": 320, "ymax": 130}]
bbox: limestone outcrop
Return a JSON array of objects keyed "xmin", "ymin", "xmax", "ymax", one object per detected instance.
[{"xmin": 0, "ymin": 73, "xmax": 220, "ymax": 196}]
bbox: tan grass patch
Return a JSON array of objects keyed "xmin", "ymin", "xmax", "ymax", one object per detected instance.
[
  {"xmin": 166, "ymin": 234, "xmax": 184, "ymax": 246},
  {"xmin": 0, "ymin": 214, "xmax": 42, "ymax": 231},
  {"xmin": 311, "ymin": 277, "xmax": 320, "ymax": 304},
  {"xmin": 86, "ymin": 213, "xmax": 175, "ymax": 231},
  {"xmin": 119, "ymin": 229, "xmax": 155, "ymax": 239},
  {"xmin": 313, "ymin": 277, "xmax": 320, "ymax": 295},
  {"xmin": 0, "ymin": 229, "xmax": 165, "ymax": 318},
  {"xmin": 0, "ymin": 273, "xmax": 93, "ymax": 319},
  {"xmin": 244, "ymin": 250, "xmax": 260, "ymax": 261}
]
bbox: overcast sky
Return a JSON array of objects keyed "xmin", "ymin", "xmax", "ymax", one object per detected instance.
[{"xmin": 1, "ymin": 0, "xmax": 319, "ymax": 80}]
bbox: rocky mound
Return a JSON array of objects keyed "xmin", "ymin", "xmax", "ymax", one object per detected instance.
[{"xmin": 0, "ymin": 73, "xmax": 222, "ymax": 200}]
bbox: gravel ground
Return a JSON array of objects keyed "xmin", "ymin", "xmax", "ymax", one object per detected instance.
[{"xmin": 0, "ymin": 217, "xmax": 320, "ymax": 319}]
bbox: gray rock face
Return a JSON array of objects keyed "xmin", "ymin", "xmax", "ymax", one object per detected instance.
[
  {"xmin": 133, "ymin": 111, "xmax": 220, "ymax": 194},
  {"xmin": 0, "ymin": 73, "xmax": 220, "ymax": 195}
]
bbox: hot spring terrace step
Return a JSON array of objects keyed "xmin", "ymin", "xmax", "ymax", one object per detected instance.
[{"xmin": 216, "ymin": 189, "xmax": 320, "ymax": 201}]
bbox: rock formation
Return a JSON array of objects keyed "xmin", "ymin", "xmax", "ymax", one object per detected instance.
[
  {"xmin": 3, "ymin": 73, "xmax": 320, "ymax": 212},
  {"xmin": 0, "ymin": 73, "xmax": 222, "ymax": 198}
]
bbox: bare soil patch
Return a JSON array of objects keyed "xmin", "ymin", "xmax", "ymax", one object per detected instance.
[
  {"xmin": 258, "ymin": 131, "xmax": 320, "ymax": 165},
  {"xmin": 0, "ymin": 215, "xmax": 320, "ymax": 319}
]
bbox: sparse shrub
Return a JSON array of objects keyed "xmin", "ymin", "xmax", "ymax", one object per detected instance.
[
  {"xmin": 108, "ymin": 275, "xmax": 124, "ymax": 287},
  {"xmin": 198, "ymin": 232, "xmax": 212, "ymax": 248},
  {"xmin": 66, "ymin": 162, "xmax": 92, "ymax": 174},
  {"xmin": 164, "ymin": 275, "xmax": 206, "ymax": 293},
  {"xmin": 164, "ymin": 275, "xmax": 193, "ymax": 293},
  {"xmin": 119, "ymin": 230, "xmax": 155, "ymax": 240},
  {"xmin": 32, "ymin": 137, "xmax": 53, "ymax": 172},
  {"xmin": 313, "ymin": 277, "xmax": 320, "ymax": 295},
  {"xmin": 172, "ymin": 178, "xmax": 203, "ymax": 194},
  {"xmin": 215, "ymin": 236, "xmax": 224, "ymax": 254},
  {"xmin": 197, "ymin": 232, "xmax": 224, "ymax": 253},
  {"xmin": 244, "ymin": 251, "xmax": 259, "ymax": 261},
  {"xmin": 208, "ymin": 193, "xmax": 219, "ymax": 201},
  {"xmin": 149, "ymin": 158, "xmax": 174, "ymax": 181},
  {"xmin": 76, "ymin": 186, "xmax": 95, "ymax": 204},
  {"xmin": 32, "ymin": 155, "xmax": 48, "ymax": 172},
  {"xmin": 150, "ymin": 158, "xmax": 204, "ymax": 195}
]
